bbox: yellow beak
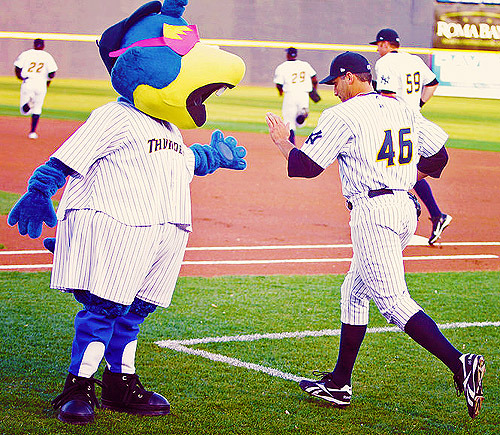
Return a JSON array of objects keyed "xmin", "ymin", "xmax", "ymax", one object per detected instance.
[{"xmin": 133, "ymin": 43, "xmax": 246, "ymax": 128}]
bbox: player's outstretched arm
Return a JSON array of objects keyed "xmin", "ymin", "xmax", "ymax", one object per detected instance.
[
  {"xmin": 8, "ymin": 158, "xmax": 73, "ymax": 239},
  {"xmin": 265, "ymin": 112, "xmax": 294, "ymax": 160},
  {"xmin": 190, "ymin": 130, "xmax": 247, "ymax": 176}
]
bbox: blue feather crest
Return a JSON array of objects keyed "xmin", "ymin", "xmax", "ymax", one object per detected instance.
[{"xmin": 161, "ymin": 0, "xmax": 188, "ymax": 17}]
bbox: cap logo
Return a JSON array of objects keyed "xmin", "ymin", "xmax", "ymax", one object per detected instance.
[{"xmin": 340, "ymin": 67, "xmax": 346, "ymax": 72}]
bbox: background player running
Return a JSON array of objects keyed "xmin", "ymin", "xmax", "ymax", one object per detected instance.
[
  {"xmin": 265, "ymin": 51, "xmax": 485, "ymax": 419},
  {"xmin": 273, "ymin": 47, "xmax": 319, "ymax": 145},
  {"xmin": 370, "ymin": 28, "xmax": 452, "ymax": 245},
  {"xmin": 14, "ymin": 38, "xmax": 58, "ymax": 139}
]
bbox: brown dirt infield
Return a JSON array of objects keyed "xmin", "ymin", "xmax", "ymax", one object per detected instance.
[{"xmin": 1, "ymin": 116, "xmax": 499, "ymax": 276}]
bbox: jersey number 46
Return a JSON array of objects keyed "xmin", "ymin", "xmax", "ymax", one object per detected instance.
[{"xmin": 377, "ymin": 128, "xmax": 413, "ymax": 166}]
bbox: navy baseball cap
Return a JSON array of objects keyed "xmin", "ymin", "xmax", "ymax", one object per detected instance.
[
  {"xmin": 319, "ymin": 52, "xmax": 372, "ymax": 84},
  {"xmin": 369, "ymin": 28, "xmax": 400, "ymax": 45},
  {"xmin": 286, "ymin": 47, "xmax": 297, "ymax": 57}
]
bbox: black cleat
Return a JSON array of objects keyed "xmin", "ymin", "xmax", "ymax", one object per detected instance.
[
  {"xmin": 428, "ymin": 213, "xmax": 452, "ymax": 245},
  {"xmin": 299, "ymin": 371, "xmax": 351, "ymax": 407},
  {"xmin": 296, "ymin": 110, "xmax": 309, "ymax": 126},
  {"xmin": 453, "ymin": 353, "xmax": 485, "ymax": 419}
]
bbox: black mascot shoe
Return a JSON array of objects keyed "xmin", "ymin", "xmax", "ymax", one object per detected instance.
[
  {"xmin": 101, "ymin": 367, "xmax": 170, "ymax": 416},
  {"xmin": 51, "ymin": 373, "xmax": 102, "ymax": 425}
]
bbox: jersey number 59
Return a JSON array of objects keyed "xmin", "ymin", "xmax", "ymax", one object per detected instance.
[
  {"xmin": 406, "ymin": 72, "xmax": 420, "ymax": 94},
  {"xmin": 377, "ymin": 128, "xmax": 413, "ymax": 166}
]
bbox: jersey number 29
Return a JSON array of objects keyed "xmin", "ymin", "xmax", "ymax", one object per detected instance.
[
  {"xmin": 292, "ymin": 71, "xmax": 306, "ymax": 83},
  {"xmin": 377, "ymin": 128, "xmax": 413, "ymax": 166}
]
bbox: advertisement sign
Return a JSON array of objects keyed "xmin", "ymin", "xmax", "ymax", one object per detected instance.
[
  {"xmin": 433, "ymin": 51, "xmax": 500, "ymax": 98},
  {"xmin": 434, "ymin": 1, "xmax": 500, "ymax": 50},
  {"xmin": 433, "ymin": 1, "xmax": 500, "ymax": 98}
]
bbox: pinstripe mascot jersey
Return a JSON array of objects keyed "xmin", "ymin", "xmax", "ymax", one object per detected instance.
[{"xmin": 52, "ymin": 101, "xmax": 195, "ymax": 228}]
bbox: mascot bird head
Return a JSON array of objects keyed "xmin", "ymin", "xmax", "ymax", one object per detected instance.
[{"xmin": 98, "ymin": 0, "xmax": 245, "ymax": 128}]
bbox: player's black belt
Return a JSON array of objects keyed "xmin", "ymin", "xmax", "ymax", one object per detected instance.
[
  {"xmin": 367, "ymin": 188, "xmax": 394, "ymax": 198},
  {"xmin": 346, "ymin": 189, "xmax": 394, "ymax": 210}
]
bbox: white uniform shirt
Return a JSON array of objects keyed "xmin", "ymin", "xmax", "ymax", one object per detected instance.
[
  {"xmin": 14, "ymin": 49, "xmax": 58, "ymax": 85},
  {"xmin": 52, "ymin": 101, "xmax": 195, "ymax": 228},
  {"xmin": 273, "ymin": 60, "xmax": 316, "ymax": 94},
  {"xmin": 300, "ymin": 92, "xmax": 448, "ymax": 200},
  {"xmin": 374, "ymin": 52, "xmax": 436, "ymax": 110}
]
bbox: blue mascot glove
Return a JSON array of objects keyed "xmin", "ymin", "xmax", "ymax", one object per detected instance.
[
  {"xmin": 211, "ymin": 130, "xmax": 247, "ymax": 170},
  {"xmin": 8, "ymin": 158, "xmax": 72, "ymax": 239},
  {"xmin": 190, "ymin": 130, "xmax": 247, "ymax": 176},
  {"xmin": 43, "ymin": 237, "xmax": 56, "ymax": 253}
]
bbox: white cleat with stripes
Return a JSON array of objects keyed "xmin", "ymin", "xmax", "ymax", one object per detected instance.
[{"xmin": 299, "ymin": 371, "xmax": 352, "ymax": 408}]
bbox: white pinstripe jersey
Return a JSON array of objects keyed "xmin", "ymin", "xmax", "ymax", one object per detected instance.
[
  {"xmin": 14, "ymin": 49, "xmax": 58, "ymax": 85},
  {"xmin": 374, "ymin": 52, "xmax": 436, "ymax": 110},
  {"xmin": 300, "ymin": 92, "xmax": 448, "ymax": 200},
  {"xmin": 52, "ymin": 101, "xmax": 195, "ymax": 228},
  {"xmin": 273, "ymin": 60, "xmax": 316, "ymax": 94}
]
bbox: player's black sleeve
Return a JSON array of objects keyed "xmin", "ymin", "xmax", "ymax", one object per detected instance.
[
  {"xmin": 288, "ymin": 148, "xmax": 324, "ymax": 178},
  {"xmin": 15, "ymin": 66, "xmax": 23, "ymax": 80},
  {"xmin": 424, "ymin": 78, "xmax": 439, "ymax": 87},
  {"xmin": 417, "ymin": 146, "xmax": 448, "ymax": 178}
]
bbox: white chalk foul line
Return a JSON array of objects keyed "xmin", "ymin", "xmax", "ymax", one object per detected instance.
[
  {"xmin": 0, "ymin": 264, "xmax": 53, "ymax": 270},
  {"xmin": 1, "ymin": 241, "xmax": 500, "ymax": 256},
  {"xmin": 1, "ymin": 253, "xmax": 498, "ymax": 270},
  {"xmin": 156, "ymin": 321, "xmax": 500, "ymax": 383},
  {"xmin": 181, "ymin": 254, "xmax": 498, "ymax": 266}
]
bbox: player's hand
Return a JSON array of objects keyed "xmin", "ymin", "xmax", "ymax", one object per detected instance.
[
  {"xmin": 210, "ymin": 130, "xmax": 247, "ymax": 170},
  {"xmin": 8, "ymin": 191, "xmax": 57, "ymax": 239},
  {"xmin": 265, "ymin": 112, "xmax": 291, "ymax": 146},
  {"xmin": 265, "ymin": 112, "xmax": 295, "ymax": 160}
]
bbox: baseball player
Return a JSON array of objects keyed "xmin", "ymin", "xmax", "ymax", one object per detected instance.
[
  {"xmin": 273, "ymin": 47, "xmax": 318, "ymax": 144},
  {"xmin": 14, "ymin": 38, "xmax": 58, "ymax": 139},
  {"xmin": 265, "ymin": 52, "xmax": 485, "ymax": 419},
  {"xmin": 370, "ymin": 28, "xmax": 452, "ymax": 245}
]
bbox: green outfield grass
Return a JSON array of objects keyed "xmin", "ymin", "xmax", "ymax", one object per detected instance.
[
  {"xmin": 1, "ymin": 76, "xmax": 499, "ymax": 152},
  {"xmin": 0, "ymin": 271, "xmax": 498, "ymax": 434},
  {"xmin": 0, "ymin": 191, "xmax": 21, "ymax": 216}
]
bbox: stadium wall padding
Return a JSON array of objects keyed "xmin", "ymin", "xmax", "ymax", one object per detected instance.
[{"xmin": 0, "ymin": 0, "xmax": 435, "ymax": 85}]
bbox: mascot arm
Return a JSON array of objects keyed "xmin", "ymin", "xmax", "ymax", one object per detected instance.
[
  {"xmin": 190, "ymin": 130, "xmax": 247, "ymax": 176},
  {"xmin": 8, "ymin": 158, "xmax": 73, "ymax": 239}
]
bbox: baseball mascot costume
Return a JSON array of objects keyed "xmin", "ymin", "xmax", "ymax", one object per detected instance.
[{"xmin": 8, "ymin": 0, "xmax": 246, "ymax": 425}]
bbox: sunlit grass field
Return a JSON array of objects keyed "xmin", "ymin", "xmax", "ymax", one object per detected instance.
[
  {"xmin": 1, "ymin": 76, "xmax": 499, "ymax": 151},
  {"xmin": 0, "ymin": 271, "xmax": 499, "ymax": 434},
  {"xmin": 1, "ymin": 77, "xmax": 499, "ymax": 434}
]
